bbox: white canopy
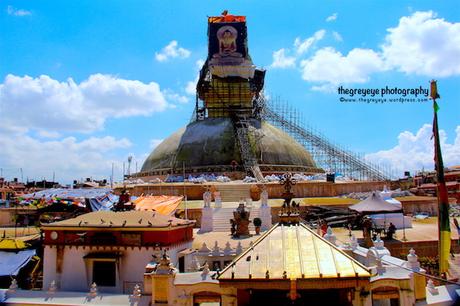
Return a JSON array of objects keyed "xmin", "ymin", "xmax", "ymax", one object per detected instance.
[{"xmin": 349, "ymin": 192, "xmax": 403, "ymax": 214}]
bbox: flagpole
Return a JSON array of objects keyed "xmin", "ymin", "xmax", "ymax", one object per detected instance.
[
  {"xmin": 430, "ymin": 80, "xmax": 451, "ymax": 275},
  {"xmin": 183, "ymin": 162, "xmax": 188, "ymax": 219}
]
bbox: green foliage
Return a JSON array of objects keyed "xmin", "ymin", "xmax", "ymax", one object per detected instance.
[
  {"xmin": 419, "ymin": 256, "xmax": 439, "ymax": 276},
  {"xmin": 253, "ymin": 217, "xmax": 262, "ymax": 227}
]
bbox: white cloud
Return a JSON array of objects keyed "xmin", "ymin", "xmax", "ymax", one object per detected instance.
[
  {"xmin": 37, "ymin": 130, "xmax": 61, "ymax": 139},
  {"xmin": 0, "ymin": 74, "xmax": 168, "ymax": 133},
  {"xmin": 185, "ymin": 79, "xmax": 197, "ymax": 95},
  {"xmin": 270, "ymin": 30, "xmax": 325, "ymax": 69},
  {"xmin": 0, "ymin": 133, "xmax": 132, "ymax": 183},
  {"xmin": 332, "ymin": 31, "xmax": 343, "ymax": 42},
  {"xmin": 184, "ymin": 59, "xmax": 205, "ymax": 96},
  {"xmin": 195, "ymin": 59, "xmax": 205, "ymax": 70},
  {"xmin": 382, "ymin": 11, "xmax": 460, "ymax": 77},
  {"xmin": 155, "ymin": 40, "xmax": 191, "ymax": 62},
  {"xmin": 284, "ymin": 11, "xmax": 460, "ymax": 89},
  {"xmin": 300, "ymin": 47, "xmax": 385, "ymax": 85},
  {"xmin": 7, "ymin": 5, "xmax": 31, "ymax": 16},
  {"xmin": 294, "ymin": 30, "xmax": 326, "ymax": 55},
  {"xmin": 270, "ymin": 48, "xmax": 296, "ymax": 69},
  {"xmin": 310, "ymin": 84, "xmax": 336, "ymax": 93},
  {"xmin": 326, "ymin": 13, "xmax": 338, "ymax": 22},
  {"xmin": 366, "ymin": 124, "xmax": 460, "ymax": 174},
  {"xmin": 163, "ymin": 89, "xmax": 189, "ymax": 104}
]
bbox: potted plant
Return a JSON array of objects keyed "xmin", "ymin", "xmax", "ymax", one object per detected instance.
[
  {"xmin": 253, "ymin": 217, "xmax": 262, "ymax": 235},
  {"xmin": 250, "ymin": 184, "xmax": 261, "ymax": 201}
]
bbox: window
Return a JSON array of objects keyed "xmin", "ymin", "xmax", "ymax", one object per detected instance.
[
  {"xmin": 90, "ymin": 232, "xmax": 117, "ymax": 245},
  {"xmin": 92, "ymin": 261, "xmax": 116, "ymax": 287},
  {"xmin": 212, "ymin": 261, "xmax": 221, "ymax": 270},
  {"xmin": 178, "ymin": 256, "xmax": 185, "ymax": 272}
]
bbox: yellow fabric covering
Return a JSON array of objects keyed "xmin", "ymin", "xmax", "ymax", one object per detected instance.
[{"xmin": 0, "ymin": 238, "xmax": 29, "ymax": 250}]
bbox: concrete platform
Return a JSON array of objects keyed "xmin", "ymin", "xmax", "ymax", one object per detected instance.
[
  {"xmin": 192, "ymin": 228, "xmax": 260, "ymax": 250},
  {"xmin": 332, "ymin": 217, "xmax": 460, "ymax": 258},
  {"xmin": 121, "ymin": 180, "xmax": 386, "ymax": 200}
]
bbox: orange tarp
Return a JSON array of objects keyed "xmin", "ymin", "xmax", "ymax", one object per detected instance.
[{"xmin": 133, "ymin": 195, "xmax": 183, "ymax": 215}]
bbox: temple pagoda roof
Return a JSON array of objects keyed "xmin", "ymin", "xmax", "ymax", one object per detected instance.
[{"xmin": 218, "ymin": 223, "xmax": 370, "ymax": 282}]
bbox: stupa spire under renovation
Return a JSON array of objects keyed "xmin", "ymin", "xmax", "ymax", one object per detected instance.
[{"xmin": 140, "ymin": 12, "xmax": 322, "ymax": 180}]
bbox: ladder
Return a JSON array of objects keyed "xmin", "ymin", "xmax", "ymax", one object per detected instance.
[{"xmin": 234, "ymin": 117, "xmax": 265, "ymax": 182}]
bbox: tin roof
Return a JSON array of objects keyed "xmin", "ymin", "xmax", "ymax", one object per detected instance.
[{"xmin": 218, "ymin": 223, "xmax": 370, "ymax": 281}]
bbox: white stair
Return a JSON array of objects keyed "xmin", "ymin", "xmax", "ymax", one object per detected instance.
[
  {"xmin": 217, "ymin": 184, "xmax": 251, "ymax": 202},
  {"xmin": 212, "ymin": 207, "xmax": 261, "ymax": 232}
]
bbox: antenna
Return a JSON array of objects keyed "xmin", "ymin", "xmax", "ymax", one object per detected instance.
[{"xmin": 127, "ymin": 156, "xmax": 133, "ymax": 176}]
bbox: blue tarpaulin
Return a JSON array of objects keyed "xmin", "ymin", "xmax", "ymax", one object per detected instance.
[
  {"xmin": 88, "ymin": 193, "xmax": 118, "ymax": 211},
  {"xmin": 24, "ymin": 188, "xmax": 112, "ymax": 200},
  {"xmin": 23, "ymin": 188, "xmax": 118, "ymax": 211},
  {"xmin": 0, "ymin": 250, "xmax": 36, "ymax": 276}
]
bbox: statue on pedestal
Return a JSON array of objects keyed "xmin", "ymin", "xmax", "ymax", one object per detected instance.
[
  {"xmin": 214, "ymin": 190, "xmax": 222, "ymax": 208},
  {"xmin": 259, "ymin": 185, "xmax": 272, "ymax": 231},
  {"xmin": 260, "ymin": 186, "xmax": 268, "ymax": 207},
  {"xmin": 362, "ymin": 216, "xmax": 373, "ymax": 248},
  {"xmin": 200, "ymin": 188, "xmax": 213, "ymax": 232},
  {"xmin": 231, "ymin": 203, "xmax": 251, "ymax": 237},
  {"xmin": 203, "ymin": 187, "xmax": 212, "ymax": 208}
]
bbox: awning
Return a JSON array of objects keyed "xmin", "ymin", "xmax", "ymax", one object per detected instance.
[
  {"xmin": 349, "ymin": 192, "xmax": 403, "ymax": 215},
  {"xmin": 134, "ymin": 196, "xmax": 183, "ymax": 215},
  {"xmin": 0, "ymin": 249, "xmax": 36, "ymax": 276}
]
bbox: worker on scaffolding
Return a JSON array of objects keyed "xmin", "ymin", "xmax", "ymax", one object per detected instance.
[{"xmin": 231, "ymin": 160, "xmax": 238, "ymax": 172}]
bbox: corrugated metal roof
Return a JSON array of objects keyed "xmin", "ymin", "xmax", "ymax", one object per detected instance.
[{"xmin": 218, "ymin": 223, "xmax": 370, "ymax": 280}]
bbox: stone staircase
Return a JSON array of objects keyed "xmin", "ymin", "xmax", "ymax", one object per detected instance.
[
  {"xmin": 217, "ymin": 184, "xmax": 251, "ymax": 202},
  {"xmin": 212, "ymin": 206, "xmax": 261, "ymax": 232}
]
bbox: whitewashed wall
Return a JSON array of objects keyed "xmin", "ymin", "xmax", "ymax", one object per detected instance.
[{"xmin": 43, "ymin": 241, "xmax": 192, "ymax": 294}]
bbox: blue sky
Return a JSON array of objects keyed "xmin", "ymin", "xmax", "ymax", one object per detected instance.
[{"xmin": 0, "ymin": 1, "xmax": 459, "ymax": 183}]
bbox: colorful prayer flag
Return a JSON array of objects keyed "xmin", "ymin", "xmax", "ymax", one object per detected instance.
[{"xmin": 431, "ymin": 80, "xmax": 451, "ymax": 274}]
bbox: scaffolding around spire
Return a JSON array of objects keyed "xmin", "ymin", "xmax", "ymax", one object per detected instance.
[{"xmin": 260, "ymin": 95, "xmax": 391, "ymax": 181}]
